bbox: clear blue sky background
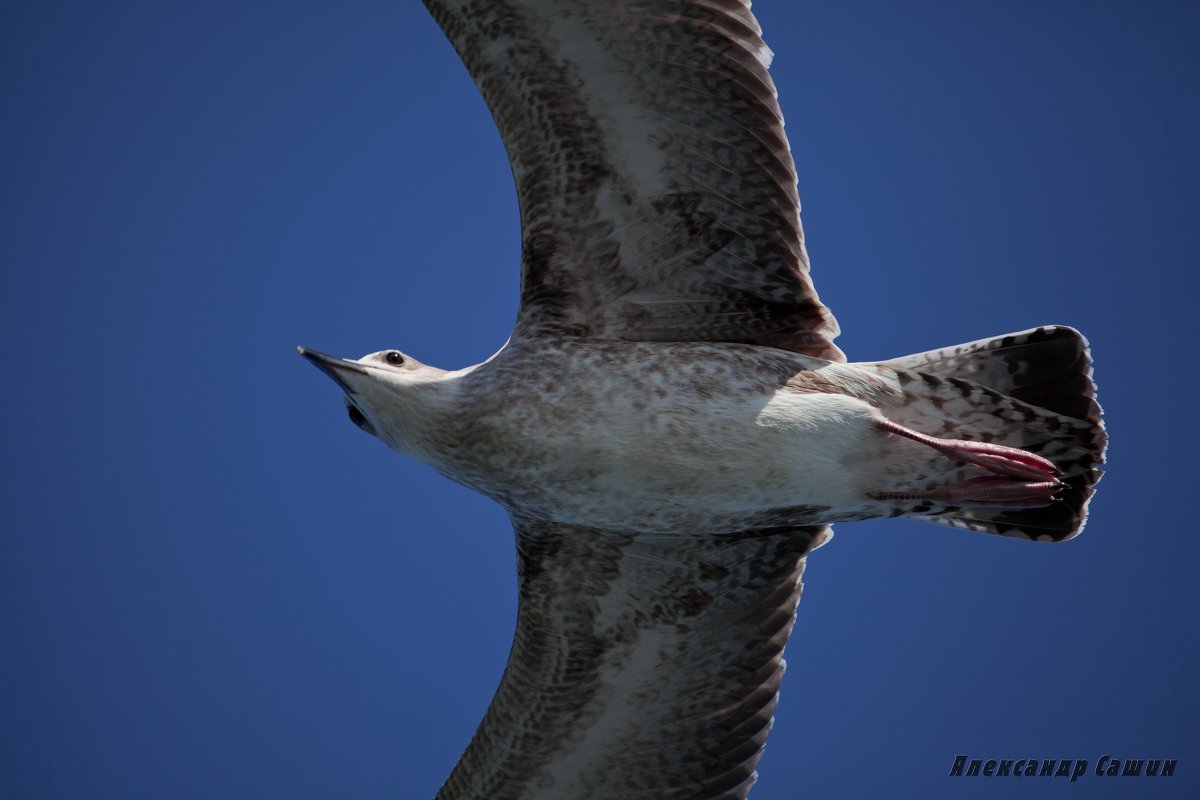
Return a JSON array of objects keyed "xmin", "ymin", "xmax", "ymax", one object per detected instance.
[{"xmin": 3, "ymin": 2, "xmax": 1197, "ymax": 798}]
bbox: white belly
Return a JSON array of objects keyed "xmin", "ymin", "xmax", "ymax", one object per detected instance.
[{"xmin": 511, "ymin": 389, "xmax": 885, "ymax": 530}]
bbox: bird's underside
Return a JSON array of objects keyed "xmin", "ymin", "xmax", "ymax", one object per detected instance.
[
  {"xmin": 298, "ymin": 1, "xmax": 1106, "ymax": 798},
  {"xmin": 405, "ymin": 335, "xmax": 1101, "ymax": 541}
]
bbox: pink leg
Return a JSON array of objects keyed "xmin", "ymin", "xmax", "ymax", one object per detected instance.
[
  {"xmin": 877, "ymin": 419, "xmax": 1059, "ymax": 482},
  {"xmin": 875, "ymin": 419, "xmax": 1063, "ymax": 507},
  {"xmin": 874, "ymin": 477, "xmax": 1062, "ymax": 507}
]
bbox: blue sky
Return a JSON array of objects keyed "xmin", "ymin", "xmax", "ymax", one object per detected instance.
[{"xmin": 2, "ymin": 2, "xmax": 1197, "ymax": 798}]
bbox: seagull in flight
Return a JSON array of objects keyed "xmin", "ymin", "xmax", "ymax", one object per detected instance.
[{"xmin": 299, "ymin": 2, "xmax": 1106, "ymax": 798}]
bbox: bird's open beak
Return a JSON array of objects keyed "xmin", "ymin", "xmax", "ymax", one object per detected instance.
[{"xmin": 297, "ymin": 347, "xmax": 368, "ymax": 394}]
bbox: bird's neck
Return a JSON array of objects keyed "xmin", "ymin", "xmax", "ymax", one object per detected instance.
[{"xmin": 375, "ymin": 371, "xmax": 470, "ymax": 465}]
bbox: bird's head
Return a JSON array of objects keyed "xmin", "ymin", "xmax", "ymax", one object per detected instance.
[{"xmin": 298, "ymin": 346, "xmax": 449, "ymax": 457}]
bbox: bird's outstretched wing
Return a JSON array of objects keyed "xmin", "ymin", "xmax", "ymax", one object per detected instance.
[
  {"xmin": 435, "ymin": 520, "xmax": 829, "ymax": 800},
  {"xmin": 425, "ymin": 0, "xmax": 843, "ymax": 361}
]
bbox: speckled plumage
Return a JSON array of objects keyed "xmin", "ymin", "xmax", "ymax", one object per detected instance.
[
  {"xmin": 423, "ymin": 0, "xmax": 844, "ymax": 361},
  {"xmin": 438, "ymin": 521, "xmax": 827, "ymax": 800},
  {"xmin": 299, "ymin": 2, "xmax": 1105, "ymax": 798}
]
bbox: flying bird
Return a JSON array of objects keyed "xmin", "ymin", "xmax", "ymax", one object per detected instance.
[{"xmin": 300, "ymin": 2, "xmax": 1105, "ymax": 798}]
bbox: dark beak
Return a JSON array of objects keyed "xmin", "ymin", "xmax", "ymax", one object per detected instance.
[{"xmin": 297, "ymin": 347, "xmax": 368, "ymax": 394}]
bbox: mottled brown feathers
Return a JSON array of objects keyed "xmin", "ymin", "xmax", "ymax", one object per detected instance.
[
  {"xmin": 435, "ymin": 520, "xmax": 828, "ymax": 800},
  {"xmin": 424, "ymin": 0, "xmax": 843, "ymax": 360},
  {"xmin": 884, "ymin": 326, "xmax": 1102, "ymax": 426},
  {"xmin": 879, "ymin": 327, "xmax": 1105, "ymax": 541}
]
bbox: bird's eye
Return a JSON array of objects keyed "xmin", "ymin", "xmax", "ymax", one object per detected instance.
[
  {"xmin": 385, "ymin": 351, "xmax": 405, "ymax": 366},
  {"xmin": 347, "ymin": 405, "xmax": 367, "ymax": 428}
]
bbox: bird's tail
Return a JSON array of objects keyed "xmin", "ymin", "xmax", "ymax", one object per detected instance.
[{"xmin": 879, "ymin": 326, "xmax": 1106, "ymax": 541}]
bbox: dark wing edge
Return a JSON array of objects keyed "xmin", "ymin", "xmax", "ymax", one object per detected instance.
[
  {"xmin": 434, "ymin": 519, "xmax": 830, "ymax": 800},
  {"xmin": 423, "ymin": 0, "xmax": 844, "ymax": 361}
]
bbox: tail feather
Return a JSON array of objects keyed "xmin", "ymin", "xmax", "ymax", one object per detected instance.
[
  {"xmin": 883, "ymin": 326, "xmax": 1102, "ymax": 426},
  {"xmin": 878, "ymin": 326, "xmax": 1106, "ymax": 542}
]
